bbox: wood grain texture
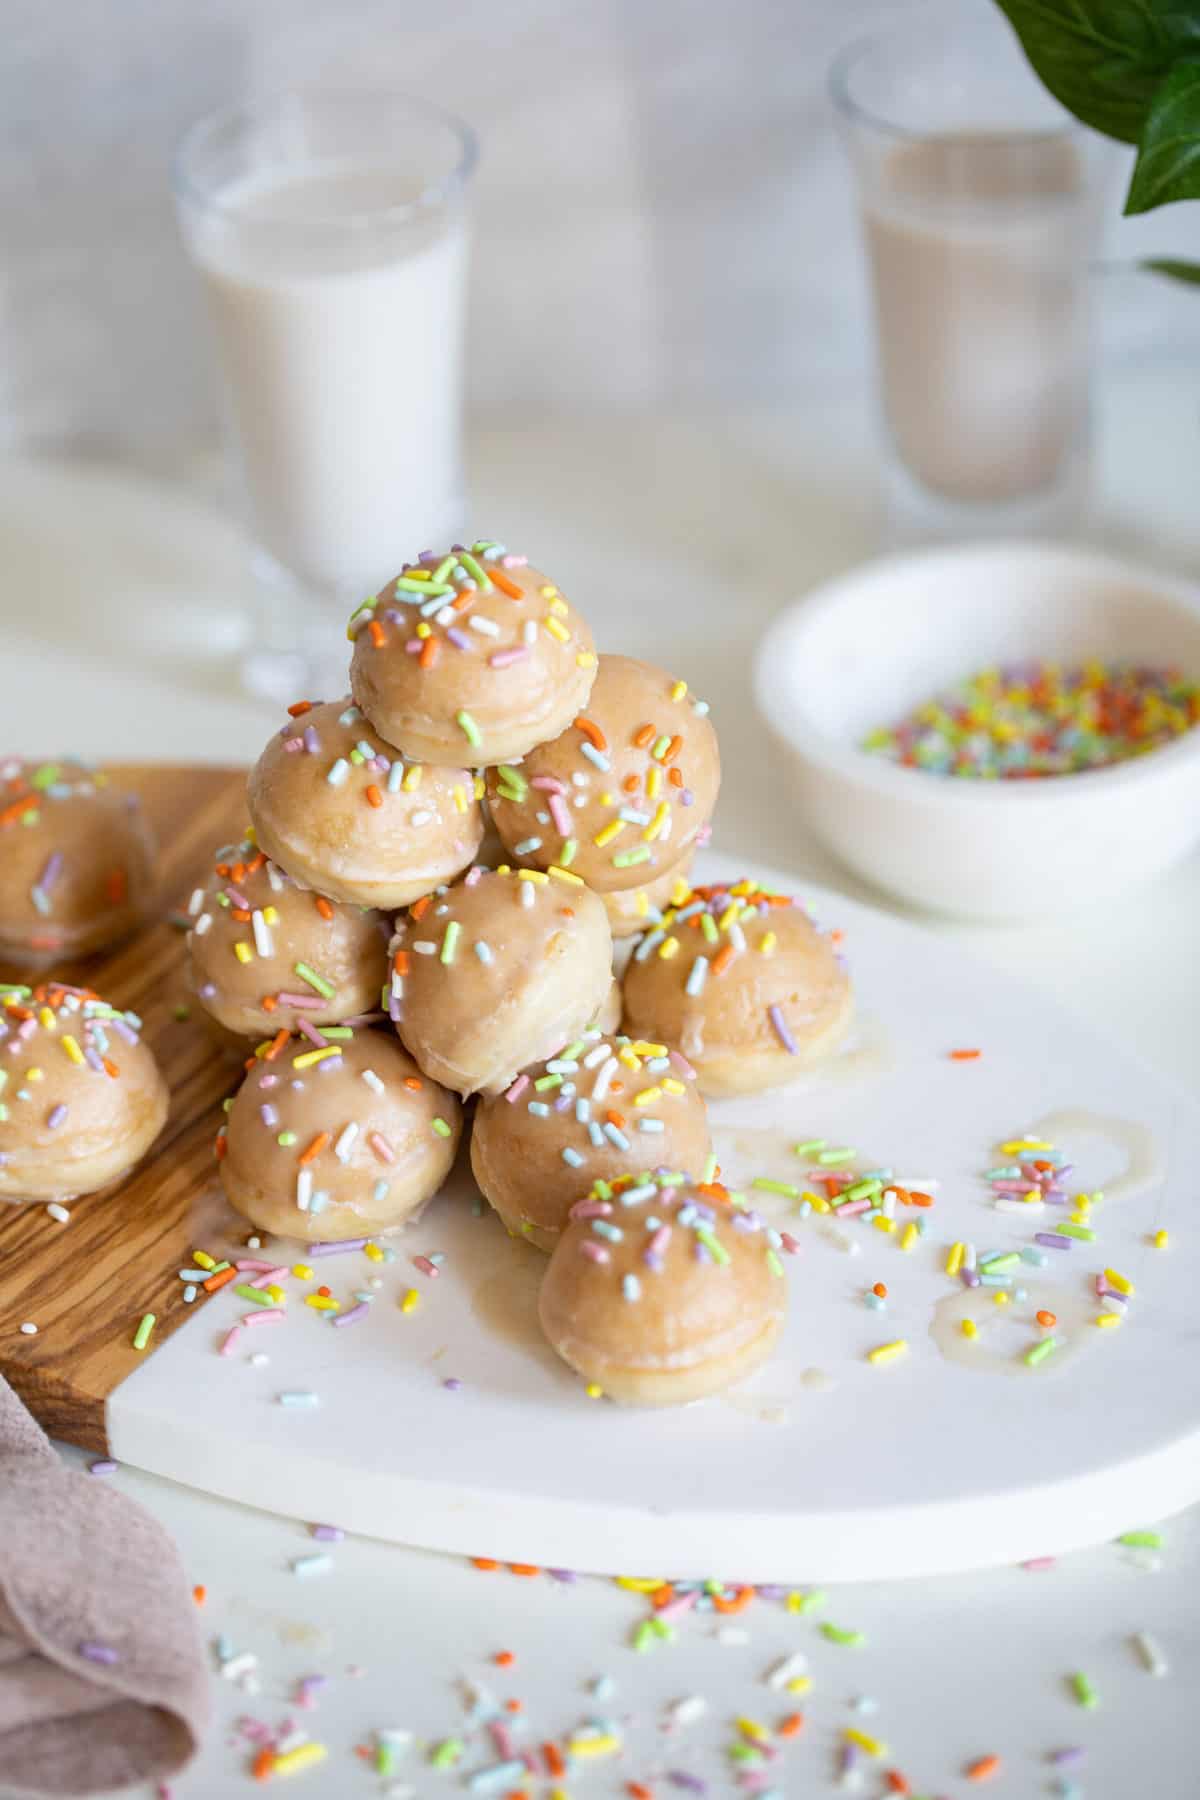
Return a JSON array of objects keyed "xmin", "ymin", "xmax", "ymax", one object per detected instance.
[{"xmin": 0, "ymin": 765, "xmax": 248, "ymax": 1452}]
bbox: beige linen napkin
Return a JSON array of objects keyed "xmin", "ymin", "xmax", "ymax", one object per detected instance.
[{"xmin": 0, "ymin": 1376, "xmax": 208, "ymax": 1797}]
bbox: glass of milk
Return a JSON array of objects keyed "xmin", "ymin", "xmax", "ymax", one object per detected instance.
[
  {"xmin": 174, "ymin": 90, "xmax": 476, "ymax": 698},
  {"xmin": 831, "ymin": 5, "xmax": 1113, "ymax": 543}
]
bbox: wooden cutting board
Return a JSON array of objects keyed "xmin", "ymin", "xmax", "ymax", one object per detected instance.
[{"xmin": 0, "ymin": 765, "xmax": 247, "ymax": 1451}]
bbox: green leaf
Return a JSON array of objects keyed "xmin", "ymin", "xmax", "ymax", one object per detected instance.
[
  {"xmin": 1141, "ymin": 254, "xmax": 1200, "ymax": 282},
  {"xmin": 1126, "ymin": 60, "xmax": 1200, "ymax": 210},
  {"xmin": 992, "ymin": 1, "xmax": 1200, "ymax": 144}
]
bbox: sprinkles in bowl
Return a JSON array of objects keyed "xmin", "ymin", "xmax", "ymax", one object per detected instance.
[{"xmin": 863, "ymin": 660, "xmax": 1200, "ymax": 780}]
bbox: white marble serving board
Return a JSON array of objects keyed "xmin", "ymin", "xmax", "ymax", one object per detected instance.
[{"xmin": 108, "ymin": 853, "xmax": 1200, "ymax": 1582}]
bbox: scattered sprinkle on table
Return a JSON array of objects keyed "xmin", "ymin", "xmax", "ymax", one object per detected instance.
[
  {"xmin": 271, "ymin": 1742, "xmax": 328, "ymax": 1777},
  {"xmin": 821, "ymin": 1623, "xmax": 865, "ymax": 1647},
  {"xmin": 966, "ymin": 1752, "xmax": 1002, "ymax": 1781},
  {"xmin": 1071, "ymin": 1670, "xmax": 1099, "ymax": 1709},
  {"xmin": 291, "ymin": 1553, "xmax": 333, "ymax": 1578}
]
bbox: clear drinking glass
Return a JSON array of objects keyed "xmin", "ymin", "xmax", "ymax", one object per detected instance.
[
  {"xmin": 174, "ymin": 90, "xmax": 477, "ymax": 699},
  {"xmin": 831, "ymin": 5, "xmax": 1113, "ymax": 542}
]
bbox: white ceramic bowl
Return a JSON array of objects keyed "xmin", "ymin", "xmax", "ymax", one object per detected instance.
[{"xmin": 754, "ymin": 542, "xmax": 1200, "ymax": 921}]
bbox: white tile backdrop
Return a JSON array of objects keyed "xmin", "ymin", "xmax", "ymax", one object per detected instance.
[{"xmin": 2, "ymin": 0, "xmax": 1198, "ymax": 460}]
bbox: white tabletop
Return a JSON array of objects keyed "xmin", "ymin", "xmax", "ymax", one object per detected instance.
[
  {"xmin": 65, "ymin": 1442, "xmax": 1195, "ymax": 1800},
  {"xmin": 4, "ymin": 360, "xmax": 1198, "ymax": 1797}
]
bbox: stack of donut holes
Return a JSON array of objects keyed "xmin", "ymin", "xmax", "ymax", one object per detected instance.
[
  {"xmin": 216, "ymin": 538, "xmax": 854, "ymax": 1404},
  {"xmin": 0, "ymin": 542, "xmax": 853, "ymax": 1408}
]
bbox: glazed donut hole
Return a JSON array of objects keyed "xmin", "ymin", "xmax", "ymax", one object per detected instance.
[
  {"xmin": 537, "ymin": 1172, "xmax": 787, "ymax": 1406},
  {"xmin": 470, "ymin": 1028, "xmax": 711, "ymax": 1251},
  {"xmin": 0, "ymin": 979, "xmax": 168, "ymax": 1203},
  {"xmin": 388, "ymin": 866, "xmax": 613, "ymax": 1098},
  {"xmin": 186, "ymin": 834, "xmax": 389, "ymax": 1039},
  {"xmin": 219, "ymin": 1025, "xmax": 462, "ymax": 1243},
  {"xmin": 349, "ymin": 540, "xmax": 597, "ymax": 768},
  {"xmin": 0, "ymin": 758, "xmax": 155, "ymax": 966},
  {"xmin": 485, "ymin": 655, "xmax": 718, "ymax": 894},
  {"xmin": 246, "ymin": 698, "xmax": 483, "ymax": 909},
  {"xmin": 620, "ymin": 878, "xmax": 853, "ymax": 1097}
]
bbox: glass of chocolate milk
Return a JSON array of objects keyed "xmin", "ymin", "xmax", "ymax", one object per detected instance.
[{"xmin": 831, "ymin": 5, "xmax": 1113, "ymax": 539}]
